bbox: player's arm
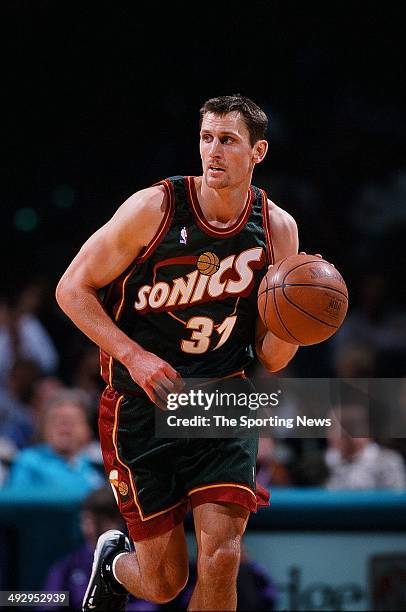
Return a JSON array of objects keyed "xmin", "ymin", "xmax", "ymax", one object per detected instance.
[
  {"xmin": 255, "ymin": 201, "xmax": 299, "ymax": 372},
  {"xmin": 55, "ymin": 186, "xmax": 182, "ymax": 407}
]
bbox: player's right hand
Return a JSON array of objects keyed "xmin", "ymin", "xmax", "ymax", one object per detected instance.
[{"xmin": 126, "ymin": 351, "xmax": 184, "ymax": 410}]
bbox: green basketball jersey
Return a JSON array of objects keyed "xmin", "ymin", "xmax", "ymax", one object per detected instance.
[{"xmin": 100, "ymin": 176, "xmax": 273, "ymax": 394}]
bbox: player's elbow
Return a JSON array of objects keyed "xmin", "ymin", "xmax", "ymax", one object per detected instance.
[
  {"xmin": 55, "ymin": 274, "xmax": 78, "ymax": 313},
  {"xmin": 55, "ymin": 276, "xmax": 69, "ymax": 311}
]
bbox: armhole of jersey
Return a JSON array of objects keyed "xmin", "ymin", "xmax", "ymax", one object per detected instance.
[
  {"xmin": 114, "ymin": 179, "xmax": 175, "ymax": 320},
  {"xmin": 103, "ymin": 180, "xmax": 175, "ymax": 315},
  {"xmin": 261, "ymin": 189, "xmax": 275, "ymax": 265},
  {"xmin": 137, "ymin": 179, "xmax": 175, "ymax": 263}
]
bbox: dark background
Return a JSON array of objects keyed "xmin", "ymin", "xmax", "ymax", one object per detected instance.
[{"xmin": 2, "ymin": 1, "xmax": 405, "ymax": 379}]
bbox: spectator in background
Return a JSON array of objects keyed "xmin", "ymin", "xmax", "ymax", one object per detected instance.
[
  {"xmin": 30, "ymin": 376, "xmax": 66, "ymax": 421},
  {"xmin": 5, "ymin": 389, "xmax": 103, "ymax": 493},
  {"xmin": 256, "ymin": 437, "xmax": 292, "ymax": 488},
  {"xmin": 72, "ymin": 345, "xmax": 105, "ymax": 407},
  {"xmin": 325, "ymin": 403, "xmax": 406, "ymax": 490},
  {"xmin": 0, "ymin": 459, "xmax": 6, "ymax": 485},
  {"xmin": 382, "ymin": 379, "xmax": 406, "ymax": 464},
  {"xmin": 42, "ymin": 486, "xmax": 156, "ymax": 612},
  {"xmin": 289, "ymin": 444, "xmax": 329, "ymax": 487},
  {"xmin": 333, "ymin": 344, "xmax": 377, "ymax": 378},
  {"xmin": 0, "ymin": 285, "xmax": 59, "ymax": 389},
  {"xmin": 72, "ymin": 345, "xmax": 106, "ymax": 449},
  {"xmin": 332, "ymin": 275, "xmax": 406, "ymax": 376},
  {"xmin": 0, "ymin": 437, "xmax": 16, "ymax": 485},
  {"xmin": 0, "ymin": 358, "xmax": 40, "ymax": 449}
]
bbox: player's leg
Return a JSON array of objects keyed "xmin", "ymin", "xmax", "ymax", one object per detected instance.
[
  {"xmin": 85, "ymin": 388, "xmax": 190, "ymax": 610},
  {"xmin": 175, "ymin": 381, "xmax": 270, "ymax": 611},
  {"xmin": 188, "ymin": 502, "xmax": 249, "ymax": 611},
  {"xmin": 83, "ymin": 522, "xmax": 189, "ymax": 611},
  {"xmin": 115, "ymin": 521, "xmax": 189, "ymax": 601}
]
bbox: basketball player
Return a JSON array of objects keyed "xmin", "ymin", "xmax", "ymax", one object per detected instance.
[{"xmin": 56, "ymin": 95, "xmax": 299, "ymax": 611}]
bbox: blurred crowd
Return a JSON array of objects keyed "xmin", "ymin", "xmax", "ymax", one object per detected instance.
[
  {"xmin": 0, "ymin": 280, "xmax": 104, "ymax": 489},
  {"xmin": 0, "ymin": 270, "xmax": 405, "ymax": 612},
  {"xmin": 0, "ymin": 275, "xmax": 405, "ymax": 493}
]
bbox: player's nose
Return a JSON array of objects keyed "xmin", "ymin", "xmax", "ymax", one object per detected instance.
[{"xmin": 209, "ymin": 137, "xmax": 222, "ymax": 156}]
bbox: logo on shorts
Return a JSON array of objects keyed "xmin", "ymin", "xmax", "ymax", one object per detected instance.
[
  {"xmin": 109, "ymin": 470, "xmax": 119, "ymax": 487},
  {"xmin": 118, "ymin": 481, "xmax": 129, "ymax": 497},
  {"xmin": 109, "ymin": 471, "xmax": 129, "ymax": 499},
  {"xmin": 108, "ymin": 470, "xmax": 119, "ymax": 503}
]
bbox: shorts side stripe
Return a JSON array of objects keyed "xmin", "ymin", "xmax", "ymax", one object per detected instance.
[
  {"xmin": 111, "ymin": 393, "xmax": 186, "ymax": 522},
  {"xmin": 111, "ymin": 394, "xmax": 145, "ymax": 518}
]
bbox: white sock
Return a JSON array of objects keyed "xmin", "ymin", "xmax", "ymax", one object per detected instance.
[{"xmin": 112, "ymin": 551, "xmax": 129, "ymax": 585}]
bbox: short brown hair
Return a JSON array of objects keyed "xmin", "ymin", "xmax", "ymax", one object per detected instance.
[{"xmin": 200, "ymin": 94, "xmax": 268, "ymax": 146}]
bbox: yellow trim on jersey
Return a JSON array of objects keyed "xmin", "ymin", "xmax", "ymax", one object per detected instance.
[{"xmin": 188, "ymin": 482, "xmax": 257, "ymax": 499}]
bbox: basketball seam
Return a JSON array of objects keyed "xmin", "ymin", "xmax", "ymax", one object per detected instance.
[
  {"xmin": 260, "ymin": 257, "xmax": 302, "ymax": 344},
  {"xmin": 259, "ymin": 257, "xmax": 287, "ymax": 311},
  {"xmin": 281, "ymin": 287, "xmax": 339, "ymax": 329},
  {"xmin": 273, "ymin": 286, "xmax": 302, "ymax": 343},
  {"xmin": 263, "ymin": 272, "xmax": 269, "ymax": 324},
  {"xmin": 268, "ymin": 261, "xmax": 302, "ymax": 343},
  {"xmin": 258, "ymin": 269, "xmax": 347, "ymax": 300},
  {"xmin": 276, "ymin": 283, "xmax": 348, "ymax": 299}
]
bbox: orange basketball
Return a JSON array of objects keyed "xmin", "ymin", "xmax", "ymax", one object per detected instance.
[{"xmin": 257, "ymin": 254, "xmax": 349, "ymax": 345}]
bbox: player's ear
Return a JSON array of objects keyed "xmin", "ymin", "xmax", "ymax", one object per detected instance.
[{"xmin": 253, "ymin": 140, "xmax": 268, "ymax": 164}]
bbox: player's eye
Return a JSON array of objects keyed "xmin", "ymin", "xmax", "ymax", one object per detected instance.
[{"xmin": 201, "ymin": 134, "xmax": 212, "ymax": 142}]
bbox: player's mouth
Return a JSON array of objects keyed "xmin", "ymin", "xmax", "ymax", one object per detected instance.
[{"xmin": 208, "ymin": 165, "xmax": 225, "ymax": 176}]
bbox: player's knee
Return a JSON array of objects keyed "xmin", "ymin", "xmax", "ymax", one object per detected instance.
[
  {"xmin": 147, "ymin": 578, "xmax": 187, "ymax": 603},
  {"xmin": 144, "ymin": 565, "xmax": 189, "ymax": 603},
  {"xmin": 198, "ymin": 541, "xmax": 241, "ymax": 579}
]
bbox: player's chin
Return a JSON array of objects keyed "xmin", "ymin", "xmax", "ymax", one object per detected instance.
[{"xmin": 204, "ymin": 171, "xmax": 228, "ymax": 189}]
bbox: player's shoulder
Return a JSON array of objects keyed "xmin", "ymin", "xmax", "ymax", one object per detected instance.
[
  {"xmin": 97, "ymin": 183, "xmax": 169, "ymax": 252},
  {"xmin": 118, "ymin": 184, "xmax": 167, "ymax": 218},
  {"xmin": 110, "ymin": 184, "xmax": 168, "ymax": 234},
  {"xmin": 267, "ymin": 198, "xmax": 297, "ymax": 232},
  {"xmin": 266, "ymin": 198, "xmax": 299, "ymax": 259}
]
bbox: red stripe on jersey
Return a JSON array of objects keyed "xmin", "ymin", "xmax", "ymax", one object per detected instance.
[{"xmin": 261, "ymin": 189, "xmax": 275, "ymax": 265}]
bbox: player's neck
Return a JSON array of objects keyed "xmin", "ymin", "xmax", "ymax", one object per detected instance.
[{"xmin": 195, "ymin": 176, "xmax": 251, "ymax": 226}]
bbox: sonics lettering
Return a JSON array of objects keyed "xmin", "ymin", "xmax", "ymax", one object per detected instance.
[{"xmin": 134, "ymin": 246, "xmax": 265, "ymax": 314}]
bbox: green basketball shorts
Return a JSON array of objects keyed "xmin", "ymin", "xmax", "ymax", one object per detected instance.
[{"xmin": 99, "ymin": 385, "xmax": 270, "ymax": 541}]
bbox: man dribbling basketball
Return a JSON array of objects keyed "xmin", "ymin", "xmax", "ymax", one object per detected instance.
[{"xmin": 56, "ymin": 95, "xmax": 299, "ymax": 611}]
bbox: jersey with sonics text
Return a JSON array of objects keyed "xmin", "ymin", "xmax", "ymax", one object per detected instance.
[{"xmin": 100, "ymin": 176, "xmax": 275, "ymax": 395}]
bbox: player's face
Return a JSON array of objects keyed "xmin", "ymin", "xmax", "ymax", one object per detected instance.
[{"xmin": 200, "ymin": 112, "xmax": 266, "ymax": 190}]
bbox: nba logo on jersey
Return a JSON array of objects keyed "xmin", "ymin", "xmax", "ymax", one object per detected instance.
[{"xmin": 179, "ymin": 226, "xmax": 188, "ymax": 245}]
